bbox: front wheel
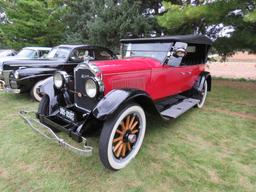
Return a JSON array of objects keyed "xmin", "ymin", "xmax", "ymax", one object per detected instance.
[
  {"xmin": 31, "ymin": 80, "xmax": 44, "ymax": 102},
  {"xmin": 99, "ymin": 103, "xmax": 146, "ymax": 170}
]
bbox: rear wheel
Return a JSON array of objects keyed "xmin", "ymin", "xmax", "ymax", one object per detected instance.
[
  {"xmin": 99, "ymin": 103, "xmax": 146, "ymax": 170},
  {"xmin": 197, "ymin": 80, "xmax": 208, "ymax": 108}
]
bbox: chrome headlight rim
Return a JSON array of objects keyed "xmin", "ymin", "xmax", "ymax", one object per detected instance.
[
  {"xmin": 53, "ymin": 71, "xmax": 69, "ymax": 89},
  {"xmin": 14, "ymin": 70, "xmax": 19, "ymax": 79},
  {"xmin": 84, "ymin": 77, "xmax": 99, "ymax": 98}
]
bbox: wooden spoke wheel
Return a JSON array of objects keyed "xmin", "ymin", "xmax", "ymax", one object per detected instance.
[
  {"xmin": 99, "ymin": 103, "xmax": 146, "ymax": 170},
  {"xmin": 112, "ymin": 114, "xmax": 140, "ymax": 158},
  {"xmin": 197, "ymin": 80, "xmax": 208, "ymax": 108}
]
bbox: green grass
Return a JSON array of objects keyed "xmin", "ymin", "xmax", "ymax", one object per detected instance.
[{"xmin": 0, "ymin": 79, "xmax": 255, "ymax": 192}]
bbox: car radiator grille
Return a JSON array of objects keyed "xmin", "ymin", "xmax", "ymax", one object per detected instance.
[{"xmin": 74, "ymin": 68, "xmax": 99, "ymax": 111}]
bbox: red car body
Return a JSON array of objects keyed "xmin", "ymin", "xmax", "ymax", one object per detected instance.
[{"xmin": 95, "ymin": 57, "xmax": 205, "ymax": 100}]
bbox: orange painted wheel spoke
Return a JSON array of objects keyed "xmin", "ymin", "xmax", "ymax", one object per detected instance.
[
  {"xmin": 127, "ymin": 142, "xmax": 131, "ymax": 151},
  {"xmin": 113, "ymin": 136, "xmax": 123, "ymax": 143},
  {"xmin": 122, "ymin": 143, "xmax": 127, "ymax": 157},
  {"xmin": 116, "ymin": 129, "xmax": 123, "ymax": 135},
  {"xmin": 131, "ymin": 129, "xmax": 138, "ymax": 134},
  {"xmin": 125, "ymin": 115, "xmax": 130, "ymax": 130},
  {"xmin": 114, "ymin": 140, "xmax": 123, "ymax": 152},
  {"xmin": 129, "ymin": 116, "xmax": 135, "ymax": 129},
  {"xmin": 116, "ymin": 143, "xmax": 123, "ymax": 157},
  {"xmin": 120, "ymin": 121, "xmax": 126, "ymax": 130},
  {"xmin": 130, "ymin": 121, "xmax": 138, "ymax": 130}
]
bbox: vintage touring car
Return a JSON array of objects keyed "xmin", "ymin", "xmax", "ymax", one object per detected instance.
[{"xmin": 35, "ymin": 35, "xmax": 212, "ymax": 170}]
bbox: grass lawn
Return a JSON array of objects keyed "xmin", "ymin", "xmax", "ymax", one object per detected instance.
[{"xmin": 0, "ymin": 79, "xmax": 255, "ymax": 192}]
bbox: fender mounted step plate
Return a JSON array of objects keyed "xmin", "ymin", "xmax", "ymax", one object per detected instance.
[{"xmin": 160, "ymin": 98, "xmax": 200, "ymax": 118}]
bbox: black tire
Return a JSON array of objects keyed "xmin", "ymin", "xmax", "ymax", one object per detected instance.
[
  {"xmin": 38, "ymin": 95, "xmax": 60, "ymax": 132},
  {"xmin": 38, "ymin": 95, "xmax": 49, "ymax": 115},
  {"xmin": 99, "ymin": 103, "xmax": 146, "ymax": 170},
  {"xmin": 196, "ymin": 80, "xmax": 208, "ymax": 108}
]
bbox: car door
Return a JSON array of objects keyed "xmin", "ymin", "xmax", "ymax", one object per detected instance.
[
  {"xmin": 150, "ymin": 42, "xmax": 188, "ymax": 100},
  {"xmin": 179, "ymin": 44, "xmax": 207, "ymax": 90}
]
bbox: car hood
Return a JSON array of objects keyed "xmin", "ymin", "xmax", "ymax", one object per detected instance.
[
  {"xmin": 93, "ymin": 57, "xmax": 160, "ymax": 74},
  {"xmin": 2, "ymin": 59, "xmax": 65, "ymax": 70},
  {"xmin": 0, "ymin": 56, "xmax": 27, "ymax": 66}
]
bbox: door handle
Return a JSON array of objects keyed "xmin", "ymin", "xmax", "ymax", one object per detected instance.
[{"xmin": 179, "ymin": 72, "xmax": 191, "ymax": 75}]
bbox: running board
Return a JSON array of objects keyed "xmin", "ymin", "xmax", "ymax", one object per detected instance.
[{"xmin": 160, "ymin": 98, "xmax": 200, "ymax": 119}]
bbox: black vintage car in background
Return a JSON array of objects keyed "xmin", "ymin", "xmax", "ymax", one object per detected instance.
[{"xmin": 2, "ymin": 45, "xmax": 117, "ymax": 101}]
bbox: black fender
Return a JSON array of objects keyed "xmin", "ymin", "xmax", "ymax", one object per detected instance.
[
  {"xmin": 195, "ymin": 71, "xmax": 211, "ymax": 92},
  {"xmin": 15, "ymin": 67, "xmax": 56, "ymax": 91},
  {"xmin": 17, "ymin": 67, "xmax": 57, "ymax": 80},
  {"xmin": 92, "ymin": 89, "xmax": 161, "ymax": 121}
]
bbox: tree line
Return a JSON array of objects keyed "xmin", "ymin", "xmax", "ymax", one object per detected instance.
[{"xmin": 0, "ymin": 0, "xmax": 255, "ymax": 56}]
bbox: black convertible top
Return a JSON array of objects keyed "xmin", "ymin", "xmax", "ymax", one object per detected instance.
[{"xmin": 120, "ymin": 34, "xmax": 212, "ymax": 45}]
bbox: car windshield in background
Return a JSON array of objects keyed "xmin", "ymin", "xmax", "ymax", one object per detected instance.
[
  {"xmin": 16, "ymin": 49, "xmax": 36, "ymax": 58},
  {"xmin": 0, "ymin": 50, "xmax": 11, "ymax": 57},
  {"xmin": 122, "ymin": 43, "xmax": 172, "ymax": 62},
  {"xmin": 46, "ymin": 47, "xmax": 71, "ymax": 60}
]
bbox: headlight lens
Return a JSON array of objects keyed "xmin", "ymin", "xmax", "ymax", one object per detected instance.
[
  {"xmin": 85, "ymin": 79, "xmax": 97, "ymax": 98},
  {"xmin": 14, "ymin": 71, "xmax": 19, "ymax": 79},
  {"xmin": 53, "ymin": 72, "xmax": 64, "ymax": 89}
]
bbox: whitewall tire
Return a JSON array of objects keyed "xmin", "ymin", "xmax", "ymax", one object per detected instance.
[
  {"xmin": 31, "ymin": 80, "xmax": 46, "ymax": 102},
  {"xmin": 197, "ymin": 80, "xmax": 208, "ymax": 108},
  {"xmin": 99, "ymin": 104, "xmax": 146, "ymax": 170}
]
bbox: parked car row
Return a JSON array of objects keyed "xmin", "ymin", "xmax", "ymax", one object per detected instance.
[
  {"xmin": 2, "ymin": 34, "xmax": 213, "ymax": 170},
  {"xmin": 1, "ymin": 45, "xmax": 116, "ymax": 101}
]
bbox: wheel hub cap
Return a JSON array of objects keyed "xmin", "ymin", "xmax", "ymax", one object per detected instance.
[{"xmin": 127, "ymin": 134, "xmax": 137, "ymax": 144}]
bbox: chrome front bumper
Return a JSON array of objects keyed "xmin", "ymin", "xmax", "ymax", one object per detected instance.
[
  {"xmin": 4, "ymin": 87, "xmax": 20, "ymax": 93},
  {"xmin": 19, "ymin": 110, "xmax": 93, "ymax": 157}
]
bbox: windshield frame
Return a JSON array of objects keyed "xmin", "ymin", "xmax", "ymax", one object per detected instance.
[{"xmin": 121, "ymin": 42, "xmax": 173, "ymax": 63}]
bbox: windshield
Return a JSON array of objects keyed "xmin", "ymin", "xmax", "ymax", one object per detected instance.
[
  {"xmin": 0, "ymin": 50, "xmax": 11, "ymax": 57},
  {"xmin": 122, "ymin": 43, "xmax": 172, "ymax": 62},
  {"xmin": 46, "ymin": 47, "xmax": 71, "ymax": 60},
  {"xmin": 16, "ymin": 49, "xmax": 36, "ymax": 58}
]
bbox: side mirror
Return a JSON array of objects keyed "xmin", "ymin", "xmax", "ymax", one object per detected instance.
[
  {"xmin": 173, "ymin": 48, "xmax": 186, "ymax": 58},
  {"xmin": 70, "ymin": 56, "xmax": 82, "ymax": 63},
  {"xmin": 70, "ymin": 56, "xmax": 76, "ymax": 61}
]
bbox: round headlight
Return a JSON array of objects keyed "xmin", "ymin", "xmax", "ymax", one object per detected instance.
[
  {"xmin": 85, "ymin": 79, "xmax": 97, "ymax": 98},
  {"xmin": 53, "ymin": 72, "xmax": 64, "ymax": 89},
  {"xmin": 14, "ymin": 71, "xmax": 19, "ymax": 79}
]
